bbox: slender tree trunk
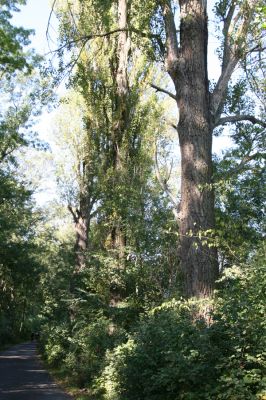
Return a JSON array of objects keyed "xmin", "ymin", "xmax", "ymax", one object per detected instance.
[
  {"xmin": 19, "ymin": 297, "xmax": 26, "ymax": 333},
  {"xmin": 74, "ymin": 213, "xmax": 89, "ymax": 270},
  {"xmin": 68, "ymin": 201, "xmax": 90, "ymax": 321},
  {"xmin": 163, "ymin": 0, "xmax": 218, "ymax": 298},
  {"xmin": 111, "ymin": 223, "xmax": 126, "ymax": 260},
  {"xmin": 110, "ymin": 0, "xmax": 130, "ymax": 260},
  {"xmin": 68, "ymin": 203, "xmax": 90, "ymax": 272}
]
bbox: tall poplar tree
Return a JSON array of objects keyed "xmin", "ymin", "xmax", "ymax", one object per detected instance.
[{"xmin": 53, "ymin": 0, "xmax": 169, "ymax": 304}]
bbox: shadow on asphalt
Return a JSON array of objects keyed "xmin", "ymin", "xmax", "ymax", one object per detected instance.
[{"xmin": 0, "ymin": 342, "xmax": 72, "ymax": 399}]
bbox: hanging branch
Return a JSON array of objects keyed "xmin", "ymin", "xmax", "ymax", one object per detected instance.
[
  {"xmin": 154, "ymin": 141, "xmax": 180, "ymax": 222},
  {"xmin": 67, "ymin": 1, "xmax": 79, "ymax": 35},
  {"xmin": 46, "ymin": 0, "xmax": 58, "ymax": 51},
  {"xmin": 211, "ymin": 0, "xmax": 258, "ymax": 123}
]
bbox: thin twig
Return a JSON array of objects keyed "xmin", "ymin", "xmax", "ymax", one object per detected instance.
[
  {"xmin": 46, "ymin": 0, "xmax": 57, "ymax": 52},
  {"xmin": 154, "ymin": 141, "xmax": 180, "ymax": 222}
]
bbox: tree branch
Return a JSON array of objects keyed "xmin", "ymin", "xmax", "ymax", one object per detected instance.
[
  {"xmin": 236, "ymin": 152, "xmax": 263, "ymax": 170},
  {"xmin": 67, "ymin": 1, "xmax": 79, "ymax": 35},
  {"xmin": 211, "ymin": 57, "xmax": 239, "ymax": 122},
  {"xmin": 215, "ymin": 115, "xmax": 266, "ymax": 128},
  {"xmin": 59, "ymin": 41, "xmax": 87, "ymax": 82},
  {"xmin": 222, "ymin": 2, "xmax": 237, "ymax": 70},
  {"xmin": 211, "ymin": 1, "xmax": 258, "ymax": 124},
  {"xmin": 68, "ymin": 204, "xmax": 78, "ymax": 223},
  {"xmin": 48, "ymin": 28, "xmax": 163, "ymax": 55},
  {"xmin": 0, "ymin": 147, "xmax": 16, "ymax": 163},
  {"xmin": 154, "ymin": 142, "xmax": 180, "ymax": 222},
  {"xmin": 170, "ymin": 123, "xmax": 178, "ymax": 131},
  {"xmin": 159, "ymin": 0, "xmax": 178, "ymax": 78},
  {"xmin": 150, "ymin": 83, "xmax": 176, "ymax": 100},
  {"xmin": 246, "ymin": 44, "xmax": 266, "ymax": 55},
  {"xmin": 224, "ymin": 152, "xmax": 264, "ymax": 177},
  {"xmin": 46, "ymin": 0, "xmax": 57, "ymax": 52}
]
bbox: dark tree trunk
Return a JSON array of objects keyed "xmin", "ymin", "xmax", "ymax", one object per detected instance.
[
  {"xmin": 73, "ymin": 213, "xmax": 89, "ymax": 271},
  {"xmin": 68, "ymin": 201, "xmax": 90, "ymax": 321},
  {"xmin": 162, "ymin": 0, "xmax": 219, "ymax": 298},
  {"xmin": 68, "ymin": 203, "xmax": 90, "ymax": 272}
]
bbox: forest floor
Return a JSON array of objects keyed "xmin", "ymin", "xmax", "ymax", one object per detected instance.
[{"xmin": 0, "ymin": 342, "xmax": 73, "ymax": 399}]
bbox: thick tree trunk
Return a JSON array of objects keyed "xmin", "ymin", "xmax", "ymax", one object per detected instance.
[
  {"xmin": 163, "ymin": 0, "xmax": 219, "ymax": 297},
  {"xmin": 178, "ymin": 123, "xmax": 218, "ymax": 298},
  {"xmin": 111, "ymin": 223, "xmax": 126, "ymax": 260},
  {"xmin": 177, "ymin": 0, "xmax": 218, "ymax": 297}
]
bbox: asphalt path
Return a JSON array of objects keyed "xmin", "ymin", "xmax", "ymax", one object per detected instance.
[{"xmin": 0, "ymin": 342, "xmax": 72, "ymax": 399}]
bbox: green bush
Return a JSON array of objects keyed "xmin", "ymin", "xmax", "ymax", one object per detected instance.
[
  {"xmin": 39, "ymin": 246, "xmax": 265, "ymax": 399},
  {"xmin": 63, "ymin": 316, "xmax": 123, "ymax": 387},
  {"xmin": 40, "ymin": 324, "xmax": 71, "ymax": 367},
  {"xmin": 212, "ymin": 245, "xmax": 266, "ymax": 399},
  {"xmin": 41, "ymin": 314, "xmax": 127, "ymax": 389},
  {"xmin": 100, "ymin": 299, "xmax": 223, "ymax": 400},
  {"xmin": 99, "ymin": 246, "xmax": 266, "ymax": 400}
]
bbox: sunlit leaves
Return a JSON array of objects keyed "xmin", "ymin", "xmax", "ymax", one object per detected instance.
[{"xmin": 0, "ymin": 0, "xmax": 33, "ymax": 74}]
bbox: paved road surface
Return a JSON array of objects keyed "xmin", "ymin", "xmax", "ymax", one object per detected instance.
[{"xmin": 0, "ymin": 342, "xmax": 72, "ymax": 399}]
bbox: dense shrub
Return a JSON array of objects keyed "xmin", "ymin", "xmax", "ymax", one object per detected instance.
[
  {"xmin": 211, "ymin": 245, "xmax": 266, "ymax": 399},
  {"xmin": 99, "ymin": 246, "xmax": 266, "ymax": 400},
  {"xmin": 39, "ymin": 246, "xmax": 265, "ymax": 399},
  {"xmin": 40, "ymin": 313, "xmax": 127, "ymax": 388},
  {"xmin": 63, "ymin": 316, "xmax": 127, "ymax": 387},
  {"xmin": 40, "ymin": 324, "xmax": 71, "ymax": 367},
  {"xmin": 100, "ymin": 299, "xmax": 226, "ymax": 400}
]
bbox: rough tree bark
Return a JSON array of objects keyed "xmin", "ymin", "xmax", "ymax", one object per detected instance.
[{"xmin": 160, "ymin": 0, "xmax": 218, "ymax": 297}]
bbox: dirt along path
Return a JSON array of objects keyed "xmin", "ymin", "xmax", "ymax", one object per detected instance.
[{"xmin": 0, "ymin": 342, "xmax": 72, "ymax": 399}]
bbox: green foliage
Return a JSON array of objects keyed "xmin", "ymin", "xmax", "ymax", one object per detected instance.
[
  {"xmin": 0, "ymin": 168, "xmax": 43, "ymax": 344},
  {"xmin": 0, "ymin": 0, "xmax": 51, "ymax": 345},
  {"xmin": 0, "ymin": 71, "xmax": 50, "ymax": 164},
  {"xmin": 214, "ymin": 0, "xmax": 232, "ymax": 20},
  {"xmin": 130, "ymin": 0, "xmax": 163, "ymax": 61},
  {"xmin": 3, "ymin": 2, "xmax": 262, "ymax": 400},
  {"xmin": 214, "ymin": 78, "xmax": 265, "ymax": 265},
  {"xmin": 100, "ymin": 299, "xmax": 221, "ymax": 400},
  {"xmin": 63, "ymin": 317, "xmax": 126, "ymax": 388},
  {"xmin": 212, "ymin": 245, "xmax": 266, "ymax": 399},
  {"xmin": 99, "ymin": 246, "xmax": 266, "ymax": 400},
  {"xmin": 0, "ymin": 0, "xmax": 33, "ymax": 74}
]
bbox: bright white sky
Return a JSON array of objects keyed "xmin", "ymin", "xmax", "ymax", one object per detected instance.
[
  {"xmin": 11, "ymin": 0, "xmax": 233, "ymax": 206},
  {"xmin": 12, "ymin": 1, "xmax": 60, "ymax": 205},
  {"xmin": 12, "ymin": 0, "xmax": 54, "ymax": 53}
]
